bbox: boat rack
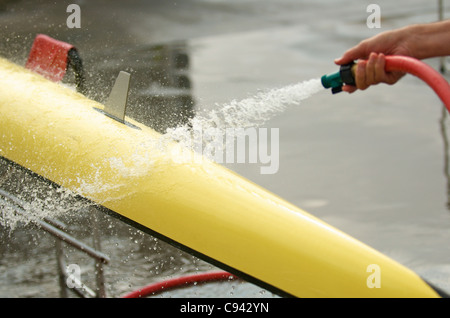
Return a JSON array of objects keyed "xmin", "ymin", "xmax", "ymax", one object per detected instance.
[{"xmin": 0, "ymin": 188, "xmax": 110, "ymax": 298}]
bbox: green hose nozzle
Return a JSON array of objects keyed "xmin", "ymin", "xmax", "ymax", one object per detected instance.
[{"xmin": 321, "ymin": 61, "xmax": 356, "ymax": 94}]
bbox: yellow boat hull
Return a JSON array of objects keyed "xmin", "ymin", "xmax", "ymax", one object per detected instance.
[{"xmin": 0, "ymin": 57, "xmax": 442, "ymax": 297}]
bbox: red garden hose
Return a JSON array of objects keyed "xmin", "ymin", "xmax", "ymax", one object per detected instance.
[
  {"xmin": 121, "ymin": 271, "xmax": 239, "ymax": 298},
  {"xmin": 384, "ymin": 55, "xmax": 450, "ymax": 112}
]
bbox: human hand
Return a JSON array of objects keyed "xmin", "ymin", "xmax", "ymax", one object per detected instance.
[
  {"xmin": 342, "ymin": 52, "xmax": 405, "ymax": 93},
  {"xmin": 335, "ymin": 29, "xmax": 411, "ymax": 92}
]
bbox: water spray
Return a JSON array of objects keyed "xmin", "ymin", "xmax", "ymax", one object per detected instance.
[{"xmin": 321, "ymin": 55, "xmax": 450, "ymax": 113}]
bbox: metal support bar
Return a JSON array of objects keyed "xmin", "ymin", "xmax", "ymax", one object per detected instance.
[
  {"xmin": 55, "ymin": 238, "xmax": 68, "ymax": 298},
  {"xmin": 0, "ymin": 188, "xmax": 109, "ymax": 297},
  {"xmin": 0, "ymin": 189, "xmax": 110, "ymax": 263}
]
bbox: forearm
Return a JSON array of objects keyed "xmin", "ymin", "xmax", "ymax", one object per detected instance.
[{"xmin": 406, "ymin": 20, "xmax": 450, "ymax": 59}]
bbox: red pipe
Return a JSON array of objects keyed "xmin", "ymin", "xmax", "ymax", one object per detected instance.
[
  {"xmin": 121, "ymin": 271, "xmax": 239, "ymax": 298},
  {"xmin": 384, "ymin": 55, "xmax": 450, "ymax": 112}
]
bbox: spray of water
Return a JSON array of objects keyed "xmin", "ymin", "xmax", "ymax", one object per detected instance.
[{"xmin": 164, "ymin": 78, "xmax": 323, "ymax": 153}]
